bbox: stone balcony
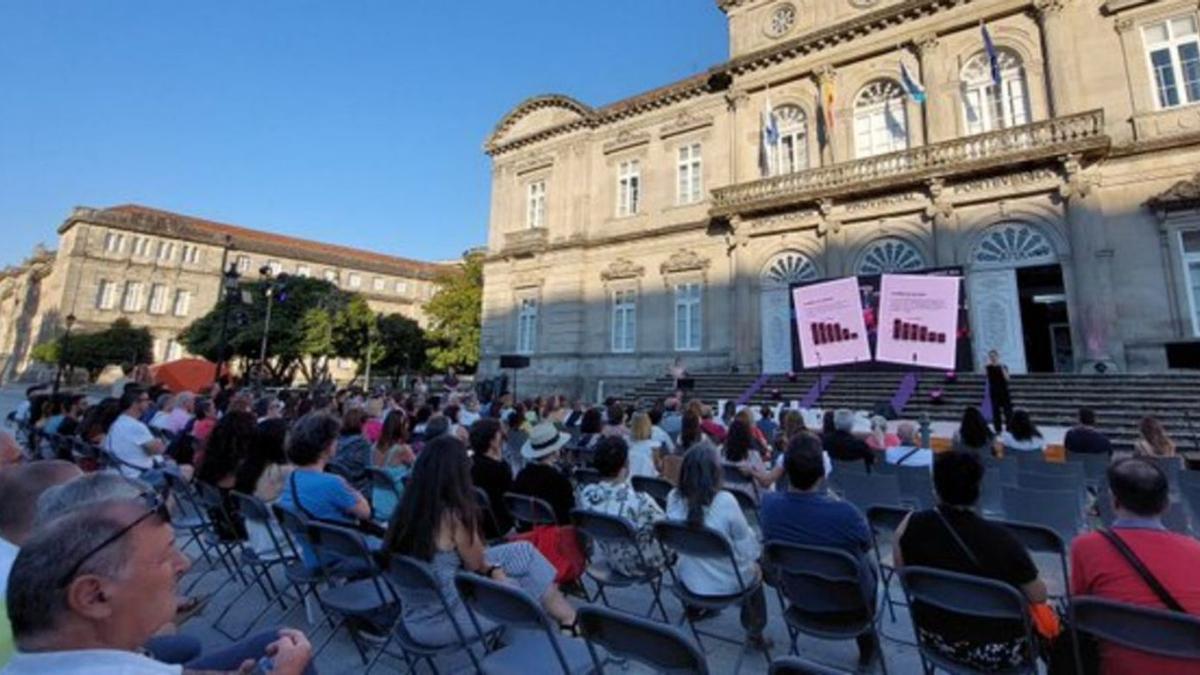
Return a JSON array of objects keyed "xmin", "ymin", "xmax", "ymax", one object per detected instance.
[
  {"xmin": 710, "ymin": 109, "xmax": 1111, "ymax": 217},
  {"xmin": 502, "ymin": 227, "xmax": 549, "ymax": 256}
]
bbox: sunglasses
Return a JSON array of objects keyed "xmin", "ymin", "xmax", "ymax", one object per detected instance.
[{"xmin": 58, "ymin": 492, "xmax": 172, "ymax": 587}]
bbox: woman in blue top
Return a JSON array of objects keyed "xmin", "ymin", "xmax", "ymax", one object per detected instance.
[{"xmin": 371, "ymin": 411, "xmax": 414, "ymax": 520}]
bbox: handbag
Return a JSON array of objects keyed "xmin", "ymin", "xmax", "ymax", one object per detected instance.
[{"xmin": 509, "ymin": 524, "xmax": 587, "ymax": 585}]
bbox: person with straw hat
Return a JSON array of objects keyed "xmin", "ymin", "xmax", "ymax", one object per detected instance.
[{"xmin": 512, "ymin": 422, "xmax": 575, "ymax": 525}]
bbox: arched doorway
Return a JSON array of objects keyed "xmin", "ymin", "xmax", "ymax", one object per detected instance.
[
  {"xmin": 760, "ymin": 251, "xmax": 819, "ymax": 373},
  {"xmin": 966, "ymin": 222, "xmax": 1065, "ymax": 373}
]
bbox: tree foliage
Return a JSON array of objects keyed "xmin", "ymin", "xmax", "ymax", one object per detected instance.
[
  {"xmin": 424, "ymin": 251, "xmax": 482, "ymax": 372},
  {"xmin": 376, "ymin": 313, "xmax": 427, "ymax": 384},
  {"xmin": 30, "ymin": 318, "xmax": 153, "ymax": 379}
]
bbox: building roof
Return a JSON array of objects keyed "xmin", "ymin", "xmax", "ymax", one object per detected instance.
[{"xmin": 60, "ymin": 204, "xmax": 451, "ymax": 280}]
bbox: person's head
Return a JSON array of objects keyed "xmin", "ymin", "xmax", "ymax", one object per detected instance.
[
  {"xmin": 760, "ymin": 405, "xmax": 774, "ymax": 421},
  {"xmin": 34, "ymin": 473, "xmax": 149, "ymax": 527},
  {"xmin": 365, "ymin": 397, "xmax": 385, "ymax": 420},
  {"xmin": 341, "ymin": 407, "xmax": 367, "ymax": 436},
  {"xmin": 377, "ymin": 410, "xmax": 409, "ymax": 452},
  {"xmin": 630, "ymin": 412, "xmax": 652, "ymax": 442},
  {"xmin": 784, "ymin": 432, "xmax": 826, "ymax": 491},
  {"xmin": 384, "ymin": 435, "xmax": 478, "ymax": 561},
  {"xmin": 8, "ymin": 495, "xmax": 188, "ymax": 653},
  {"xmin": 78, "ymin": 397, "xmax": 121, "ymax": 444},
  {"xmin": 0, "ymin": 460, "xmax": 82, "ymax": 544},
  {"xmin": 677, "ymin": 443, "xmax": 722, "ymax": 527},
  {"xmin": 592, "ymin": 436, "xmax": 630, "ymax": 482},
  {"xmin": 680, "ymin": 410, "xmax": 702, "ymax": 449},
  {"xmin": 286, "ymin": 413, "xmax": 342, "ymax": 467},
  {"xmin": 723, "ymin": 419, "xmax": 754, "ymax": 462},
  {"xmin": 521, "ymin": 422, "xmax": 570, "ymax": 464},
  {"xmin": 822, "ymin": 410, "xmax": 836, "ymax": 434},
  {"xmin": 254, "ymin": 417, "xmax": 289, "ymax": 465},
  {"xmin": 154, "ymin": 393, "xmax": 175, "ymax": 414},
  {"xmin": 988, "ymin": 349, "xmax": 1000, "ymax": 364},
  {"xmin": 833, "ymin": 409, "xmax": 855, "ymax": 433},
  {"xmin": 896, "ymin": 422, "xmax": 917, "ymax": 446},
  {"xmin": 580, "ymin": 407, "xmax": 603, "ymax": 435},
  {"xmin": 648, "ymin": 406, "xmax": 664, "ymax": 427},
  {"xmin": 606, "ymin": 404, "xmax": 626, "ymax": 428},
  {"xmin": 1078, "ymin": 407, "xmax": 1096, "ymax": 426},
  {"xmin": 958, "ymin": 406, "xmax": 991, "ymax": 448},
  {"xmin": 870, "ymin": 415, "xmax": 888, "ymax": 435},
  {"xmin": 118, "ymin": 387, "xmax": 150, "ymax": 418},
  {"xmin": 424, "ymin": 415, "xmax": 451, "ymax": 440},
  {"xmin": 782, "ymin": 410, "xmax": 807, "ymax": 439},
  {"xmin": 932, "ymin": 450, "xmax": 984, "ymax": 507},
  {"xmin": 265, "ymin": 398, "xmax": 285, "ymax": 419},
  {"xmin": 175, "ymin": 391, "xmax": 195, "ymax": 413},
  {"xmin": 65, "ymin": 394, "xmax": 87, "ymax": 418},
  {"xmin": 1008, "ymin": 409, "xmax": 1039, "ymax": 441},
  {"xmin": 721, "ymin": 400, "xmax": 737, "ymax": 420},
  {"xmin": 1138, "ymin": 416, "xmax": 1174, "ymax": 455},
  {"xmin": 469, "ymin": 418, "xmax": 503, "ymax": 457},
  {"xmin": 444, "ymin": 404, "xmax": 461, "ymax": 425},
  {"xmin": 1108, "ymin": 458, "xmax": 1170, "ymax": 519},
  {"xmin": 193, "ymin": 397, "xmax": 213, "ymax": 421}
]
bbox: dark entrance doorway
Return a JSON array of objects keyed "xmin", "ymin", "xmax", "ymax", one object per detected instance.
[{"xmin": 1016, "ymin": 264, "xmax": 1072, "ymax": 373}]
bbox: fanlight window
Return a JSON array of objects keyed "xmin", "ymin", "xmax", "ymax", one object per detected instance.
[
  {"xmin": 773, "ymin": 105, "xmax": 809, "ymax": 174},
  {"xmin": 857, "ymin": 238, "xmax": 925, "ymax": 274},
  {"xmin": 854, "ymin": 80, "xmax": 909, "ymax": 159},
  {"xmin": 763, "ymin": 252, "xmax": 819, "ymax": 288},
  {"xmin": 973, "ymin": 223, "xmax": 1055, "ymax": 266},
  {"xmin": 961, "ymin": 48, "xmax": 1030, "ymax": 135}
]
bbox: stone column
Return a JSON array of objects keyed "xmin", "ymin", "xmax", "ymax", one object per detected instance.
[
  {"xmin": 1034, "ymin": 0, "xmax": 1080, "ymax": 117},
  {"xmin": 728, "ymin": 218, "xmax": 757, "ymax": 371},
  {"xmin": 925, "ymin": 178, "xmax": 957, "ymax": 266},
  {"xmin": 913, "ymin": 33, "xmax": 955, "ymax": 144},
  {"xmin": 1059, "ymin": 155, "xmax": 1119, "ymax": 370}
]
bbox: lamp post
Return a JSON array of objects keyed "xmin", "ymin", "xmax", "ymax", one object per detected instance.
[
  {"xmin": 257, "ymin": 265, "xmax": 275, "ymax": 394},
  {"xmin": 214, "ymin": 262, "xmax": 241, "ymax": 385},
  {"xmin": 362, "ymin": 318, "xmax": 377, "ymax": 392},
  {"xmin": 52, "ymin": 313, "xmax": 76, "ymax": 395}
]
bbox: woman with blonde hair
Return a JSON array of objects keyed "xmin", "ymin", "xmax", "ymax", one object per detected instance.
[
  {"xmin": 1134, "ymin": 416, "xmax": 1177, "ymax": 457},
  {"xmin": 627, "ymin": 411, "xmax": 659, "ymax": 477}
]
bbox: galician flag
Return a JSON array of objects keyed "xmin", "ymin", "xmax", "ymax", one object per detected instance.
[
  {"xmin": 899, "ymin": 61, "xmax": 926, "ymax": 104},
  {"xmin": 760, "ymin": 95, "xmax": 780, "ymax": 176}
]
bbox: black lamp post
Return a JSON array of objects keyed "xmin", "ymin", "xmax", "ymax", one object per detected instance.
[
  {"xmin": 214, "ymin": 262, "xmax": 241, "ymax": 385},
  {"xmin": 52, "ymin": 313, "xmax": 76, "ymax": 395}
]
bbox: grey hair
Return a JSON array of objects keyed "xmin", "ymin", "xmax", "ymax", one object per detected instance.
[
  {"xmin": 676, "ymin": 441, "xmax": 723, "ymax": 528},
  {"xmin": 176, "ymin": 392, "xmax": 195, "ymax": 406},
  {"xmin": 896, "ymin": 422, "xmax": 917, "ymax": 444},
  {"xmin": 7, "ymin": 501, "xmax": 138, "ymax": 641},
  {"xmin": 870, "ymin": 415, "xmax": 888, "ymax": 433},
  {"xmin": 834, "ymin": 409, "xmax": 856, "ymax": 432},
  {"xmin": 34, "ymin": 473, "xmax": 149, "ymax": 527},
  {"xmin": 155, "ymin": 393, "xmax": 175, "ymax": 409}
]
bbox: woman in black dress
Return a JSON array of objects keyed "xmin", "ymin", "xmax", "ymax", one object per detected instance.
[{"xmin": 985, "ymin": 349, "xmax": 1012, "ymax": 435}]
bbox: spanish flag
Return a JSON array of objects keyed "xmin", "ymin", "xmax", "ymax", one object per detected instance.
[{"xmin": 820, "ymin": 77, "xmax": 836, "ymax": 144}]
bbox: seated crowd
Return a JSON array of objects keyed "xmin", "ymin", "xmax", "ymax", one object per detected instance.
[{"xmin": 2, "ymin": 375, "xmax": 1198, "ymax": 674}]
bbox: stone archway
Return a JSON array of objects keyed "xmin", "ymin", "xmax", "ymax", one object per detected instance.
[{"xmin": 760, "ymin": 251, "xmax": 820, "ymax": 373}]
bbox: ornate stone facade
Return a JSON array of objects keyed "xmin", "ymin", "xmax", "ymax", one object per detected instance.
[
  {"xmin": 480, "ymin": 0, "xmax": 1200, "ymax": 397},
  {"xmin": 1, "ymin": 205, "xmax": 448, "ymax": 382}
]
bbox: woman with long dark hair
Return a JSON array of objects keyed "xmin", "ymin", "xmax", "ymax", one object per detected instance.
[
  {"xmin": 383, "ymin": 435, "xmax": 575, "ymax": 646},
  {"xmin": 234, "ymin": 417, "xmax": 292, "ymax": 501},
  {"xmin": 999, "ymin": 409, "xmax": 1045, "ymax": 454},
  {"xmin": 576, "ymin": 407, "xmax": 604, "ymax": 450},
  {"xmin": 372, "ymin": 411, "xmax": 414, "ymax": 520},
  {"xmin": 953, "ymin": 406, "xmax": 995, "ymax": 456},
  {"xmin": 679, "ymin": 410, "xmax": 703, "ymax": 450}
]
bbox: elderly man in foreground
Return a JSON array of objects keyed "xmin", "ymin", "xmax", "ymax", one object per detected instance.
[{"xmin": 2, "ymin": 496, "xmax": 314, "ymax": 675}]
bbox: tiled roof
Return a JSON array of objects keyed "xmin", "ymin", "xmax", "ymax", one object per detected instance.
[{"xmin": 61, "ymin": 204, "xmax": 450, "ymax": 280}]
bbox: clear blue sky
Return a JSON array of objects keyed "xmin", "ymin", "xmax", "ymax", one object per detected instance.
[{"xmin": 0, "ymin": 1, "xmax": 728, "ymax": 267}]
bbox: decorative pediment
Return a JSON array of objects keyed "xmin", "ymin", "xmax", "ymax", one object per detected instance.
[
  {"xmin": 600, "ymin": 258, "xmax": 645, "ymax": 281},
  {"xmin": 660, "ymin": 250, "xmax": 711, "ymax": 275},
  {"xmin": 1148, "ymin": 172, "xmax": 1200, "ymax": 213},
  {"xmin": 603, "ymin": 129, "xmax": 651, "ymax": 154},
  {"xmin": 487, "ymin": 95, "xmax": 593, "ymax": 152},
  {"xmin": 659, "ymin": 109, "xmax": 714, "ymax": 138}
]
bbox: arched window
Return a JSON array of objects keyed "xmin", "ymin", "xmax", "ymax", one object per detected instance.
[
  {"xmin": 854, "ymin": 80, "xmax": 909, "ymax": 159},
  {"xmin": 971, "ymin": 222, "xmax": 1056, "ymax": 268},
  {"xmin": 961, "ymin": 48, "xmax": 1030, "ymax": 135},
  {"xmin": 857, "ymin": 238, "xmax": 925, "ymax": 274},
  {"xmin": 773, "ymin": 105, "xmax": 809, "ymax": 174},
  {"xmin": 762, "ymin": 250, "xmax": 819, "ymax": 288}
]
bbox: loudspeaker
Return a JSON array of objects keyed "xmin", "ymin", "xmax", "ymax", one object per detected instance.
[
  {"xmin": 676, "ymin": 377, "xmax": 695, "ymax": 391},
  {"xmin": 872, "ymin": 401, "xmax": 898, "ymax": 420},
  {"xmin": 499, "ymin": 354, "xmax": 531, "ymax": 369}
]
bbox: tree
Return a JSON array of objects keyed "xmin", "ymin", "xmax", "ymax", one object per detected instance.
[
  {"xmin": 424, "ymin": 251, "xmax": 482, "ymax": 372},
  {"xmin": 29, "ymin": 318, "xmax": 153, "ymax": 380},
  {"xmin": 376, "ymin": 313, "xmax": 428, "ymax": 385}
]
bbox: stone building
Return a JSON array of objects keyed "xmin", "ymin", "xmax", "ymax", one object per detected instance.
[
  {"xmin": 479, "ymin": 0, "xmax": 1200, "ymax": 398},
  {"xmin": 0, "ymin": 204, "xmax": 447, "ymax": 382}
]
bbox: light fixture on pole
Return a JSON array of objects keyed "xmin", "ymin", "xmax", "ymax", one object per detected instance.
[{"xmin": 53, "ymin": 313, "xmax": 76, "ymax": 395}]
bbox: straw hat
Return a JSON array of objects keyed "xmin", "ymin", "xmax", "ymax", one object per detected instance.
[{"xmin": 521, "ymin": 422, "xmax": 571, "ymax": 460}]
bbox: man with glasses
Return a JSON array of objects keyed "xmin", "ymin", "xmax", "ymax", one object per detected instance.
[
  {"xmin": 2, "ymin": 495, "xmax": 314, "ymax": 674},
  {"xmin": 106, "ymin": 387, "xmax": 166, "ymax": 478}
]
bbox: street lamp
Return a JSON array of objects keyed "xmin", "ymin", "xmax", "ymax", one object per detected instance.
[
  {"xmin": 214, "ymin": 262, "xmax": 241, "ymax": 385},
  {"xmin": 52, "ymin": 313, "xmax": 76, "ymax": 395},
  {"xmin": 256, "ymin": 266, "xmax": 289, "ymax": 393}
]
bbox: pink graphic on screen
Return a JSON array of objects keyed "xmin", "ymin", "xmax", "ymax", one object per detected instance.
[
  {"xmin": 875, "ymin": 274, "xmax": 961, "ymax": 369},
  {"xmin": 792, "ymin": 277, "xmax": 871, "ymax": 368}
]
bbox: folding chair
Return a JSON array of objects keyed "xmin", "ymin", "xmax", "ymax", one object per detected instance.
[
  {"xmin": 723, "ymin": 462, "xmax": 761, "ymax": 501},
  {"xmin": 769, "ymin": 655, "xmax": 850, "ymax": 675},
  {"xmin": 503, "ymin": 492, "xmax": 559, "ymax": 529},
  {"xmin": 832, "ymin": 459, "xmax": 868, "ymax": 475},
  {"xmin": 997, "ymin": 520, "xmax": 1070, "ymax": 599},
  {"xmin": 631, "ymin": 475, "xmax": 673, "ymax": 510},
  {"xmin": 832, "ymin": 471, "xmax": 903, "ymax": 512},
  {"xmin": 1141, "ymin": 455, "xmax": 1183, "ymax": 496},
  {"xmin": 764, "ymin": 541, "xmax": 888, "ymax": 674},
  {"xmin": 1018, "ymin": 459, "xmax": 1086, "ymax": 483},
  {"xmin": 1071, "ymin": 596, "xmax": 1200, "ymax": 663},
  {"xmin": 1180, "ymin": 478, "xmax": 1200, "ymax": 534},
  {"xmin": 577, "ymin": 603, "xmax": 707, "ymax": 675},
  {"xmin": 473, "ymin": 487, "xmax": 505, "ymax": 542},
  {"xmin": 654, "ymin": 520, "xmax": 769, "ymax": 675},
  {"xmin": 571, "ymin": 508, "xmax": 668, "ymax": 621},
  {"xmin": 271, "ymin": 504, "xmax": 338, "ymax": 638},
  {"xmin": 210, "ymin": 491, "xmax": 299, "ymax": 639},
  {"xmin": 192, "ymin": 480, "xmax": 249, "ymax": 582},
  {"xmin": 366, "ymin": 467, "xmax": 401, "ymax": 521},
  {"xmin": 1001, "ymin": 485, "xmax": 1083, "ymax": 544},
  {"xmin": 979, "ymin": 460, "xmax": 1007, "ymax": 517},
  {"xmin": 865, "ymin": 505, "xmax": 912, "ymax": 627},
  {"xmin": 1063, "ymin": 453, "xmax": 1110, "ymax": 491},
  {"xmin": 1010, "ymin": 451, "xmax": 1046, "ymax": 467},
  {"xmin": 896, "ymin": 465, "xmax": 935, "ymax": 509},
  {"xmin": 454, "ymin": 571, "xmax": 596, "ymax": 674},
  {"xmin": 573, "ymin": 466, "xmax": 602, "ymax": 487},
  {"xmin": 306, "ymin": 521, "xmax": 399, "ymax": 664},
  {"xmin": 899, "ymin": 566, "xmax": 1040, "ymax": 675},
  {"xmin": 727, "ymin": 487, "xmax": 761, "ymax": 526},
  {"xmin": 164, "ymin": 473, "xmax": 242, "ymax": 593}
]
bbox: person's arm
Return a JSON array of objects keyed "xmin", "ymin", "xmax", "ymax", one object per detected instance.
[
  {"xmin": 334, "ymin": 476, "xmax": 372, "ymax": 520},
  {"xmin": 891, "ymin": 512, "xmax": 913, "ymax": 568},
  {"xmin": 1022, "ymin": 578, "xmax": 1048, "ymax": 604},
  {"xmin": 723, "ymin": 493, "xmax": 761, "ymax": 563}
]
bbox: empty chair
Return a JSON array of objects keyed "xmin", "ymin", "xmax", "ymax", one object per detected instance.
[
  {"xmin": 571, "ymin": 509, "xmax": 668, "ymax": 621},
  {"xmin": 896, "ymin": 465, "xmax": 935, "ymax": 510},
  {"xmin": 1064, "ymin": 453, "xmax": 1111, "ymax": 490},
  {"xmin": 1001, "ymin": 485, "xmax": 1083, "ymax": 543},
  {"xmin": 1163, "ymin": 500, "xmax": 1192, "ymax": 535},
  {"xmin": 473, "ymin": 487, "xmax": 504, "ymax": 541},
  {"xmin": 1011, "ymin": 451, "xmax": 1046, "ymax": 466},
  {"xmin": 306, "ymin": 521, "xmax": 399, "ymax": 663},
  {"xmin": 631, "ymin": 475, "xmax": 672, "ymax": 510},
  {"xmin": 576, "ymin": 604, "xmax": 707, "ymax": 675},
  {"xmin": 1141, "ymin": 455, "xmax": 1183, "ymax": 494},
  {"xmin": 1019, "ymin": 459, "xmax": 1086, "ymax": 482},
  {"xmin": 210, "ymin": 491, "xmax": 298, "ymax": 639},
  {"xmin": 832, "ymin": 459, "xmax": 868, "ymax": 475},
  {"xmin": 454, "ymin": 571, "xmax": 596, "ymax": 674},
  {"xmin": 503, "ymin": 492, "xmax": 558, "ymax": 529},
  {"xmin": 1072, "ymin": 596, "xmax": 1200, "ymax": 667},
  {"xmin": 979, "ymin": 467, "xmax": 1007, "ymax": 517},
  {"xmin": 1180, "ymin": 478, "xmax": 1200, "ymax": 529},
  {"xmin": 832, "ymin": 471, "xmax": 903, "ymax": 512},
  {"xmin": 899, "ymin": 566, "xmax": 1040, "ymax": 675},
  {"xmin": 866, "ymin": 505, "xmax": 912, "ymax": 623}
]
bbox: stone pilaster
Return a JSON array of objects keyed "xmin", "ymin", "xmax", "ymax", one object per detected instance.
[{"xmin": 1034, "ymin": 0, "xmax": 1080, "ymax": 117}]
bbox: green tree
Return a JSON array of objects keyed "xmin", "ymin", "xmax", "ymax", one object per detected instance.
[
  {"xmin": 424, "ymin": 251, "xmax": 482, "ymax": 372},
  {"xmin": 29, "ymin": 318, "xmax": 152, "ymax": 380},
  {"xmin": 376, "ymin": 313, "xmax": 428, "ymax": 385}
]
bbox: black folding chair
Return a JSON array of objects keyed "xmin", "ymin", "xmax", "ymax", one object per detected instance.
[
  {"xmin": 503, "ymin": 491, "xmax": 559, "ymax": 529},
  {"xmin": 899, "ymin": 566, "xmax": 1039, "ymax": 675},
  {"xmin": 832, "ymin": 471, "xmax": 903, "ymax": 512},
  {"xmin": 1071, "ymin": 595, "xmax": 1200, "ymax": 663},
  {"xmin": 632, "ymin": 475, "xmax": 673, "ymax": 510},
  {"xmin": 210, "ymin": 491, "xmax": 299, "ymax": 639},
  {"xmin": 366, "ymin": 467, "xmax": 402, "ymax": 521},
  {"xmin": 454, "ymin": 571, "xmax": 596, "ymax": 674},
  {"xmin": 764, "ymin": 541, "xmax": 888, "ymax": 674},
  {"xmin": 571, "ymin": 508, "xmax": 668, "ymax": 621},
  {"xmin": 865, "ymin": 505, "xmax": 912, "ymax": 627},
  {"xmin": 722, "ymin": 462, "xmax": 761, "ymax": 503},
  {"xmin": 164, "ymin": 473, "xmax": 242, "ymax": 593},
  {"xmin": 573, "ymin": 466, "xmax": 602, "ymax": 487},
  {"xmin": 473, "ymin": 486, "xmax": 505, "ymax": 542},
  {"xmin": 896, "ymin": 465, "xmax": 935, "ymax": 510},
  {"xmin": 577, "ymin": 603, "xmax": 707, "ymax": 675}
]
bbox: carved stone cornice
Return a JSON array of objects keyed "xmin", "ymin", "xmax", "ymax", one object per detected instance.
[
  {"xmin": 514, "ymin": 156, "xmax": 554, "ymax": 175},
  {"xmin": 912, "ymin": 32, "xmax": 940, "ymax": 57},
  {"xmin": 660, "ymin": 250, "xmax": 712, "ymax": 276},
  {"xmin": 600, "ymin": 258, "xmax": 646, "ymax": 281},
  {"xmin": 815, "ymin": 64, "xmax": 838, "ymax": 86},
  {"xmin": 603, "ymin": 129, "xmax": 651, "ymax": 154},
  {"xmin": 1147, "ymin": 171, "xmax": 1200, "ymax": 216},
  {"xmin": 1033, "ymin": 0, "xmax": 1070, "ymax": 18},
  {"xmin": 659, "ymin": 109, "xmax": 714, "ymax": 138}
]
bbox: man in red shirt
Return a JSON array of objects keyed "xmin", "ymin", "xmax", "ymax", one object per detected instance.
[{"xmin": 1070, "ymin": 458, "xmax": 1200, "ymax": 674}]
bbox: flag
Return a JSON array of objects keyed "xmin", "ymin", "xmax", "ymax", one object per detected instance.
[
  {"xmin": 982, "ymin": 22, "xmax": 1001, "ymax": 87},
  {"xmin": 821, "ymin": 77, "xmax": 836, "ymax": 136},
  {"xmin": 760, "ymin": 95, "xmax": 780, "ymax": 176},
  {"xmin": 899, "ymin": 61, "xmax": 926, "ymax": 104}
]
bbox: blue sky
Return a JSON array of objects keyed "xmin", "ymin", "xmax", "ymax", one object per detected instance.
[{"xmin": 0, "ymin": 1, "xmax": 728, "ymax": 267}]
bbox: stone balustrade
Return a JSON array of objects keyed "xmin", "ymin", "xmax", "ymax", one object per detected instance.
[{"xmin": 502, "ymin": 227, "xmax": 549, "ymax": 256}]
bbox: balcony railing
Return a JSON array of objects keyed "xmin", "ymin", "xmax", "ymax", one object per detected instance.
[
  {"xmin": 710, "ymin": 109, "xmax": 1109, "ymax": 217},
  {"xmin": 502, "ymin": 227, "xmax": 549, "ymax": 256}
]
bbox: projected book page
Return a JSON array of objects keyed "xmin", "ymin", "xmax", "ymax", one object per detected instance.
[
  {"xmin": 791, "ymin": 277, "xmax": 871, "ymax": 368},
  {"xmin": 875, "ymin": 274, "xmax": 961, "ymax": 369}
]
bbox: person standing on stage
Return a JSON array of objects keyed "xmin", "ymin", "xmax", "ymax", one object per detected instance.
[{"xmin": 985, "ymin": 349, "xmax": 1012, "ymax": 435}]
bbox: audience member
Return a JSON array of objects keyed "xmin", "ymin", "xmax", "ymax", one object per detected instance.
[
  {"xmin": 893, "ymin": 450, "xmax": 1047, "ymax": 672},
  {"xmin": 885, "ymin": 422, "xmax": 932, "ymax": 467},
  {"xmin": 502, "ymin": 409, "xmax": 528, "ymax": 472},
  {"xmin": 371, "ymin": 411, "xmax": 414, "ymax": 520},
  {"xmin": 0, "ymin": 431, "xmax": 20, "ymax": 471},
  {"xmin": 1063, "ymin": 407, "xmax": 1112, "ymax": 456},
  {"xmin": 165, "ymin": 392, "xmax": 195, "ymax": 435},
  {"xmin": 578, "ymin": 436, "xmax": 666, "ymax": 576},
  {"xmin": 1070, "ymin": 458, "xmax": 1200, "ymax": 674},
  {"xmin": 147, "ymin": 394, "xmax": 176, "ymax": 432},
  {"xmin": 235, "ymin": 417, "xmax": 293, "ymax": 502},
  {"xmin": 864, "ymin": 415, "xmax": 899, "ymax": 451},
  {"xmin": 679, "ymin": 410, "xmax": 703, "ymax": 451},
  {"xmin": 512, "ymin": 422, "xmax": 575, "ymax": 525},
  {"xmin": 190, "ymin": 397, "xmax": 217, "ymax": 444},
  {"xmin": 659, "ymin": 398, "xmax": 683, "ymax": 438},
  {"xmin": 104, "ymin": 388, "xmax": 165, "ymax": 478},
  {"xmin": 698, "ymin": 405, "xmax": 728, "ymax": 444},
  {"xmin": 723, "ymin": 419, "xmax": 773, "ymax": 501},
  {"xmin": 603, "ymin": 404, "xmax": 630, "ymax": 440},
  {"xmin": 951, "ymin": 406, "xmax": 994, "ymax": 456},
  {"xmin": 333, "ymin": 408, "xmax": 373, "ymax": 498},
  {"xmin": 998, "ymin": 409, "xmax": 1045, "ymax": 454},
  {"xmin": 626, "ymin": 412, "xmax": 659, "ymax": 478},
  {"xmin": 0, "ymin": 461, "xmax": 83, "ymax": 596},
  {"xmin": 647, "ymin": 406, "xmax": 677, "ymax": 455},
  {"xmin": 823, "ymin": 409, "xmax": 874, "ymax": 468},
  {"xmin": 1133, "ymin": 416, "xmax": 1176, "ymax": 457},
  {"xmin": 468, "ymin": 418, "xmax": 514, "ymax": 538},
  {"xmin": 756, "ymin": 405, "xmax": 779, "ymax": 444},
  {"xmin": 197, "ymin": 409, "xmax": 257, "ymax": 488}
]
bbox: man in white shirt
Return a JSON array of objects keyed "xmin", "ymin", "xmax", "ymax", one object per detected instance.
[
  {"xmin": 164, "ymin": 393, "xmax": 195, "ymax": 435},
  {"xmin": 885, "ymin": 422, "xmax": 933, "ymax": 467},
  {"xmin": 0, "ymin": 460, "xmax": 83, "ymax": 596},
  {"xmin": 105, "ymin": 389, "xmax": 165, "ymax": 477},
  {"xmin": 147, "ymin": 395, "xmax": 176, "ymax": 432}
]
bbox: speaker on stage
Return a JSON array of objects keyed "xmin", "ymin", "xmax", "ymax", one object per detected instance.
[
  {"xmin": 676, "ymin": 377, "xmax": 695, "ymax": 391},
  {"xmin": 499, "ymin": 354, "xmax": 531, "ymax": 369}
]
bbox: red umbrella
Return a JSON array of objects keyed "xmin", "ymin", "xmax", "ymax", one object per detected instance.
[{"xmin": 150, "ymin": 358, "xmax": 227, "ymax": 393}]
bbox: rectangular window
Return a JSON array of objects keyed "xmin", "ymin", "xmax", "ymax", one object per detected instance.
[
  {"xmin": 617, "ymin": 159, "xmax": 641, "ymax": 216},
  {"xmin": 131, "ymin": 236, "xmax": 151, "ymax": 258},
  {"xmin": 265, "ymin": 260, "xmax": 282, "ymax": 276},
  {"xmin": 396, "ymin": 280, "xmax": 408, "ymax": 294},
  {"xmin": 148, "ymin": 284, "xmax": 167, "ymax": 314},
  {"xmin": 181, "ymin": 244, "xmax": 201, "ymax": 264},
  {"xmin": 296, "ymin": 265, "xmax": 311, "ymax": 278},
  {"xmin": 611, "ymin": 289, "xmax": 637, "ymax": 353},
  {"xmin": 237, "ymin": 255, "xmax": 251, "ymax": 273},
  {"xmin": 348, "ymin": 273, "xmax": 362, "ymax": 289},
  {"xmin": 673, "ymin": 283, "xmax": 702, "ymax": 351},
  {"xmin": 1145, "ymin": 16, "xmax": 1200, "ymax": 109},
  {"xmin": 95, "ymin": 279, "xmax": 116, "ymax": 310},
  {"xmin": 324, "ymin": 269, "xmax": 338, "ymax": 283},
  {"xmin": 156, "ymin": 241, "xmax": 174, "ymax": 262},
  {"xmin": 1183, "ymin": 229, "xmax": 1200, "ymax": 335},
  {"xmin": 103, "ymin": 232, "xmax": 124, "ymax": 253},
  {"xmin": 373, "ymin": 277, "xmax": 385, "ymax": 292},
  {"xmin": 172, "ymin": 289, "xmax": 191, "ymax": 317},
  {"xmin": 676, "ymin": 144, "xmax": 703, "ymax": 205},
  {"xmin": 527, "ymin": 181, "xmax": 546, "ymax": 229},
  {"xmin": 516, "ymin": 297, "xmax": 538, "ymax": 354},
  {"xmin": 122, "ymin": 282, "xmax": 144, "ymax": 312},
  {"xmin": 165, "ymin": 339, "xmax": 182, "ymax": 361}
]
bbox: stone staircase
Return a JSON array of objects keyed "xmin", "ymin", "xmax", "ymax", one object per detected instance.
[{"xmin": 623, "ymin": 371, "xmax": 1200, "ymax": 452}]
